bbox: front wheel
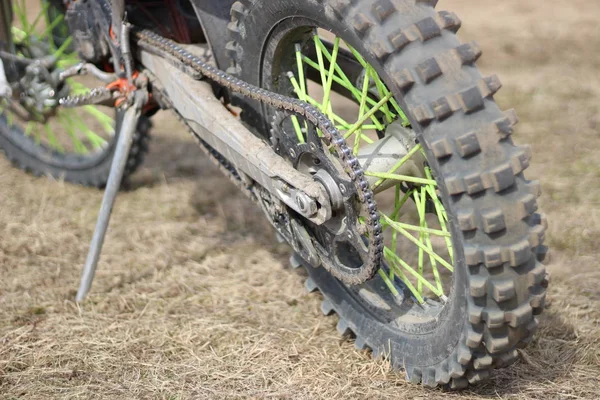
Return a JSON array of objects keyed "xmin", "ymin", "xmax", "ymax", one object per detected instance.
[
  {"xmin": 227, "ymin": 0, "xmax": 548, "ymax": 388},
  {"xmin": 0, "ymin": 0, "xmax": 150, "ymax": 188}
]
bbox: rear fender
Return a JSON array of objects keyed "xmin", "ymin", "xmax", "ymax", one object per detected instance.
[{"xmin": 188, "ymin": 0, "xmax": 237, "ymax": 70}]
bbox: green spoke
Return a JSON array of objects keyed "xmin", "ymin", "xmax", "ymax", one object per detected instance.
[
  {"xmin": 312, "ymin": 38, "xmax": 386, "ymax": 130},
  {"xmin": 6, "ymin": 109, "xmax": 13, "ymax": 127},
  {"xmin": 53, "ymin": 36, "xmax": 73, "ymax": 59},
  {"xmin": 415, "ymin": 190, "xmax": 425, "ymax": 295},
  {"xmin": 385, "ymin": 256, "xmax": 424, "ymax": 304},
  {"xmin": 313, "ymin": 36, "xmax": 329, "ymax": 100},
  {"xmin": 389, "ymin": 184, "xmax": 401, "ymax": 283},
  {"xmin": 25, "ymin": 2, "xmax": 51, "ymax": 35},
  {"xmin": 33, "ymin": 124, "xmax": 42, "ymax": 145},
  {"xmin": 301, "ymin": 55, "xmax": 389, "ymax": 115},
  {"xmin": 391, "ymin": 186, "xmax": 413, "ymax": 219},
  {"xmin": 356, "ymin": 133, "xmax": 374, "ymax": 145},
  {"xmin": 67, "ymin": 112, "xmax": 109, "ymax": 149},
  {"xmin": 14, "ymin": 2, "xmax": 28, "ymax": 34},
  {"xmin": 294, "ymin": 44, "xmax": 307, "ymax": 101},
  {"xmin": 321, "ymin": 37, "xmax": 340, "ymax": 115},
  {"xmin": 294, "ymin": 88, "xmax": 355, "ymax": 129},
  {"xmin": 384, "ymin": 247, "xmax": 442, "ymax": 299},
  {"xmin": 40, "ymin": 13, "xmax": 64, "ymax": 41},
  {"xmin": 378, "ymin": 269, "xmax": 400, "ymax": 298},
  {"xmin": 83, "ymin": 106, "xmax": 114, "ymax": 134},
  {"xmin": 372, "ymin": 144, "xmax": 423, "ymax": 190},
  {"xmin": 367, "ymin": 66, "xmax": 408, "ymax": 123},
  {"xmin": 289, "ymin": 76, "xmax": 372, "ymax": 144},
  {"xmin": 24, "ymin": 121, "xmax": 36, "ymax": 137},
  {"xmin": 413, "ymin": 186, "xmax": 445, "ymax": 296},
  {"xmin": 367, "ymin": 65, "xmax": 393, "ymax": 123},
  {"xmin": 57, "ymin": 112, "xmax": 88, "ymax": 154},
  {"xmin": 344, "ymin": 92, "xmax": 393, "ymax": 140},
  {"xmin": 346, "ymin": 42, "xmax": 408, "ymax": 122},
  {"xmin": 43, "ymin": 123, "xmax": 64, "ymax": 152},
  {"xmin": 344, "ymin": 41, "xmax": 368, "ymax": 69},
  {"xmin": 424, "ymin": 166, "xmax": 454, "ymax": 262},
  {"xmin": 290, "ymin": 115, "xmax": 305, "ymax": 143},
  {"xmin": 290, "ymin": 48, "xmax": 309, "ymax": 142},
  {"xmin": 365, "ymin": 170, "xmax": 437, "ymax": 186},
  {"xmin": 381, "ymin": 214, "xmax": 454, "ymax": 272},
  {"xmin": 287, "ymin": 73, "xmax": 307, "ymax": 143},
  {"xmin": 353, "ymin": 65, "xmax": 372, "ymax": 154},
  {"xmin": 380, "ymin": 215, "xmax": 450, "ymax": 237}
]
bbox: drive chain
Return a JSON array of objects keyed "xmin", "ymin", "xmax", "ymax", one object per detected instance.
[{"xmin": 133, "ymin": 28, "xmax": 383, "ymax": 284}]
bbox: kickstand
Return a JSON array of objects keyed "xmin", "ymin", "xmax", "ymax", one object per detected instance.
[{"xmin": 75, "ymin": 91, "xmax": 146, "ymax": 302}]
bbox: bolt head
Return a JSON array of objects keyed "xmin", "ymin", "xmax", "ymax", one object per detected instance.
[
  {"xmin": 289, "ymin": 148, "xmax": 297, "ymax": 158},
  {"xmin": 339, "ymin": 183, "xmax": 347, "ymax": 195},
  {"xmin": 296, "ymin": 196, "xmax": 306, "ymax": 211}
]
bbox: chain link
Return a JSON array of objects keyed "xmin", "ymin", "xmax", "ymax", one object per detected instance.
[{"xmin": 59, "ymin": 87, "xmax": 114, "ymax": 108}]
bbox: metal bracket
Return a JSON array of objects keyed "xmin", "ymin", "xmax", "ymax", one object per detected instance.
[{"xmin": 59, "ymin": 62, "xmax": 117, "ymax": 83}]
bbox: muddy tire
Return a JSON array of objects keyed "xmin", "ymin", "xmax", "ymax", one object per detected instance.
[
  {"xmin": 0, "ymin": 113, "xmax": 151, "ymax": 188},
  {"xmin": 226, "ymin": 0, "xmax": 548, "ymax": 388}
]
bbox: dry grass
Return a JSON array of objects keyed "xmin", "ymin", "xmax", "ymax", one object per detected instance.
[{"xmin": 2, "ymin": 0, "xmax": 600, "ymax": 398}]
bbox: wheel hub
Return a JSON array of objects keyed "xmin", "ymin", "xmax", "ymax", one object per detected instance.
[{"xmin": 270, "ymin": 111, "xmax": 430, "ymax": 286}]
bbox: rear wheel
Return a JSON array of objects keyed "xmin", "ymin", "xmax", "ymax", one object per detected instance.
[
  {"xmin": 228, "ymin": 0, "xmax": 548, "ymax": 388},
  {"xmin": 0, "ymin": 1, "xmax": 150, "ymax": 188}
]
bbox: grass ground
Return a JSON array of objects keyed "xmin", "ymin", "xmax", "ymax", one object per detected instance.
[{"xmin": 1, "ymin": 0, "xmax": 600, "ymax": 398}]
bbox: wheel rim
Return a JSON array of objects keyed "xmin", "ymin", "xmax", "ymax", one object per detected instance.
[
  {"xmin": 2, "ymin": 1, "xmax": 115, "ymax": 157},
  {"xmin": 263, "ymin": 27, "xmax": 455, "ymax": 309}
]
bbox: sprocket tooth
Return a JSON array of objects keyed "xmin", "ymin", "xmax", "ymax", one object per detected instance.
[{"xmin": 304, "ymin": 277, "xmax": 319, "ymax": 293}]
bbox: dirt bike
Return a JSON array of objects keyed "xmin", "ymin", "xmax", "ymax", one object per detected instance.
[{"xmin": 0, "ymin": 0, "xmax": 549, "ymax": 389}]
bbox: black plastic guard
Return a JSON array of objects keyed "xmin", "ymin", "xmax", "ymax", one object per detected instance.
[{"xmin": 189, "ymin": 0, "xmax": 237, "ymax": 70}]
